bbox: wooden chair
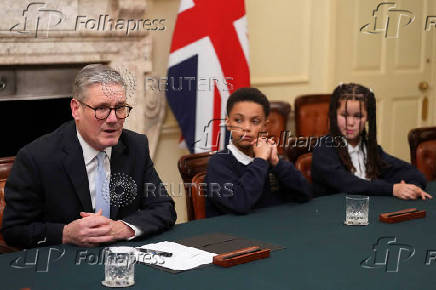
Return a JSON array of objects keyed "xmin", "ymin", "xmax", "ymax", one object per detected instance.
[
  {"xmin": 0, "ymin": 156, "xmax": 20, "ymax": 253},
  {"xmin": 285, "ymin": 136, "xmax": 319, "ymax": 163},
  {"xmin": 191, "ymin": 172, "xmax": 207, "ymax": 220},
  {"xmin": 286, "ymin": 94, "xmax": 330, "ymax": 164},
  {"xmin": 178, "ymin": 151, "xmax": 215, "ymax": 221},
  {"xmin": 408, "ymin": 127, "xmax": 436, "ymax": 181},
  {"xmin": 294, "ymin": 94, "xmax": 331, "ymax": 137},
  {"xmin": 295, "ymin": 153, "xmax": 312, "ymax": 183},
  {"xmin": 267, "ymin": 101, "xmax": 291, "ymax": 155}
]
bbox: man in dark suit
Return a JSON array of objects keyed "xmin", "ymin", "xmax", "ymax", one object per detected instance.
[{"xmin": 2, "ymin": 64, "xmax": 177, "ymax": 248}]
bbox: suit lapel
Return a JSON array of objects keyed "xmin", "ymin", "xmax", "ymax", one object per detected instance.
[
  {"xmin": 62, "ymin": 122, "xmax": 93, "ymax": 212},
  {"xmin": 109, "ymin": 134, "xmax": 128, "ymax": 219}
]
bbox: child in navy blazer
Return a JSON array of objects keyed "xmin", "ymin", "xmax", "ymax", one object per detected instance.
[
  {"xmin": 311, "ymin": 83, "xmax": 432, "ymax": 200},
  {"xmin": 205, "ymin": 88, "xmax": 312, "ymax": 217}
]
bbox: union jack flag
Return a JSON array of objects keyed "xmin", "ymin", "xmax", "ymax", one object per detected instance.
[{"xmin": 166, "ymin": 0, "xmax": 250, "ymax": 153}]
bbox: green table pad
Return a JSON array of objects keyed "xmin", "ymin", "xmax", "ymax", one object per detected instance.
[{"xmin": 1, "ymin": 184, "xmax": 436, "ymax": 290}]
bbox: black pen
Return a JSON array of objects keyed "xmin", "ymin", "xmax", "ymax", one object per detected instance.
[{"xmin": 136, "ymin": 247, "xmax": 173, "ymax": 257}]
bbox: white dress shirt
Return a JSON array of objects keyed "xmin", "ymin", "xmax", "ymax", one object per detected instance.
[
  {"xmin": 76, "ymin": 132, "xmax": 112, "ymax": 209},
  {"xmin": 347, "ymin": 142, "xmax": 368, "ymax": 180},
  {"xmin": 76, "ymin": 131, "xmax": 142, "ymax": 239}
]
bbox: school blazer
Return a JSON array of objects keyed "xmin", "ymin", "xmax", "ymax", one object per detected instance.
[{"xmin": 311, "ymin": 138, "xmax": 426, "ymax": 196}]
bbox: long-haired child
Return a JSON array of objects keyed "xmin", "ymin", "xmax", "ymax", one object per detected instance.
[{"xmin": 312, "ymin": 83, "xmax": 432, "ymax": 200}]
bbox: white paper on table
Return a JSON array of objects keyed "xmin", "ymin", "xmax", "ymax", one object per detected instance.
[{"xmin": 136, "ymin": 241, "xmax": 217, "ymax": 271}]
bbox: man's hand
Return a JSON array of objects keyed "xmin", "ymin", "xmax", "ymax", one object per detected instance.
[
  {"xmin": 79, "ymin": 211, "xmax": 135, "ymax": 241},
  {"xmin": 252, "ymin": 137, "xmax": 272, "ymax": 161},
  {"xmin": 393, "ymin": 180, "xmax": 433, "ymax": 200},
  {"xmin": 109, "ymin": 220, "xmax": 135, "ymax": 240},
  {"xmin": 62, "ymin": 210, "xmax": 112, "ymax": 247}
]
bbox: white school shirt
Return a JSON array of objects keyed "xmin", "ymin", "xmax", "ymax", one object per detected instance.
[
  {"xmin": 347, "ymin": 142, "xmax": 368, "ymax": 180},
  {"xmin": 227, "ymin": 139, "xmax": 254, "ymax": 165}
]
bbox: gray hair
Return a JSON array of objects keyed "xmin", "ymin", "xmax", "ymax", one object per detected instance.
[{"xmin": 72, "ymin": 64, "xmax": 126, "ymax": 101}]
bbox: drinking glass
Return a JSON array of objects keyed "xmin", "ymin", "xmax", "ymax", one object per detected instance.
[
  {"xmin": 344, "ymin": 195, "xmax": 369, "ymax": 225},
  {"xmin": 101, "ymin": 247, "xmax": 136, "ymax": 288}
]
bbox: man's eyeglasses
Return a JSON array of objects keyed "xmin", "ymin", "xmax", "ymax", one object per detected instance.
[{"xmin": 76, "ymin": 99, "xmax": 133, "ymax": 120}]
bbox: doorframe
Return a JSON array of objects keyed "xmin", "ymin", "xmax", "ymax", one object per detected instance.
[{"xmin": 430, "ymin": 2, "xmax": 436, "ymax": 126}]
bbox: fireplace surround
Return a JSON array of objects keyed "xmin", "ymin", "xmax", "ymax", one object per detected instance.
[{"xmin": 0, "ymin": 0, "xmax": 164, "ymax": 157}]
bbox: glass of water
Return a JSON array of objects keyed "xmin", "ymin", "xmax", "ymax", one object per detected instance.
[
  {"xmin": 345, "ymin": 195, "xmax": 369, "ymax": 225},
  {"xmin": 101, "ymin": 247, "xmax": 136, "ymax": 288}
]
